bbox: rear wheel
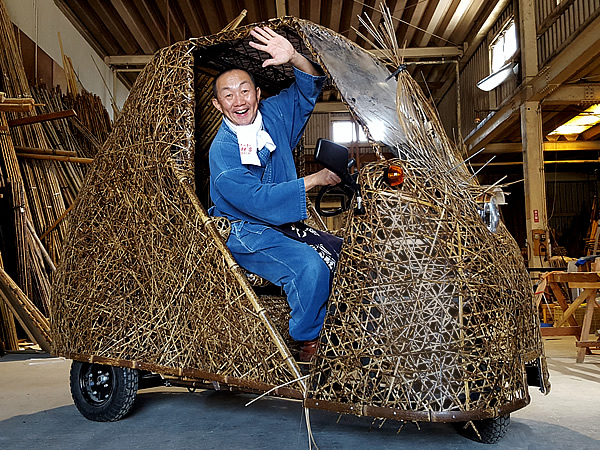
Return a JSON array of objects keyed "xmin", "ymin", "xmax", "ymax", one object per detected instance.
[
  {"xmin": 454, "ymin": 414, "xmax": 510, "ymax": 444},
  {"xmin": 70, "ymin": 361, "xmax": 138, "ymax": 421}
]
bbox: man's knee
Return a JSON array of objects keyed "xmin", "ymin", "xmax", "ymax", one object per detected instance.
[{"xmin": 297, "ymin": 247, "xmax": 330, "ymax": 283}]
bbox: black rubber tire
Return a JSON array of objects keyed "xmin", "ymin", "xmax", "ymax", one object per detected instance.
[
  {"xmin": 70, "ymin": 361, "xmax": 138, "ymax": 422},
  {"xmin": 454, "ymin": 414, "xmax": 510, "ymax": 444}
]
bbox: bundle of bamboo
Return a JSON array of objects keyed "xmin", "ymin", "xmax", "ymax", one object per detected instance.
[
  {"xmin": 62, "ymin": 90, "xmax": 111, "ymax": 159},
  {"xmin": 0, "ymin": 0, "xmax": 110, "ymax": 349},
  {"xmin": 0, "ymin": 0, "xmax": 65, "ymax": 292},
  {"xmin": 0, "ymin": 249, "xmax": 18, "ymax": 351}
]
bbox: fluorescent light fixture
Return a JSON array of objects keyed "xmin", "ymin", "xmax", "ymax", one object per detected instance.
[
  {"xmin": 477, "ymin": 62, "xmax": 517, "ymax": 91},
  {"xmin": 548, "ymin": 104, "xmax": 600, "ymax": 137}
]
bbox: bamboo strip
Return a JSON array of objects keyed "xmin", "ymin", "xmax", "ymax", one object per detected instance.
[
  {"xmin": 0, "ymin": 250, "xmax": 18, "ymax": 350},
  {"xmin": 16, "ymin": 153, "xmax": 93, "ymax": 164},
  {"xmin": 0, "ymin": 266, "xmax": 51, "ymax": 352},
  {"xmin": 14, "ymin": 146, "xmax": 77, "ymax": 157}
]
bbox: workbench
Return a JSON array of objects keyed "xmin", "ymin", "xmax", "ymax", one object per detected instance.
[{"xmin": 544, "ymin": 272, "xmax": 600, "ymax": 362}]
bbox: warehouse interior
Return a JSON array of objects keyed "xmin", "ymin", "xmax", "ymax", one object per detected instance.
[{"xmin": 0, "ymin": 0, "xmax": 599, "ymax": 448}]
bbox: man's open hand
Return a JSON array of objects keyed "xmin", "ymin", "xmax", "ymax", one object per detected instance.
[
  {"xmin": 249, "ymin": 27, "xmax": 296, "ymax": 68},
  {"xmin": 249, "ymin": 27, "xmax": 320, "ymax": 76}
]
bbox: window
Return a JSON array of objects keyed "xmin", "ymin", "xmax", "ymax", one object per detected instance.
[
  {"xmin": 332, "ymin": 121, "xmax": 367, "ymax": 144},
  {"xmin": 490, "ymin": 19, "xmax": 517, "ymax": 73}
]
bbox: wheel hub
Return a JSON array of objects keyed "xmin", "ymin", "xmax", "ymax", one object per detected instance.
[{"xmin": 81, "ymin": 364, "xmax": 114, "ymax": 405}]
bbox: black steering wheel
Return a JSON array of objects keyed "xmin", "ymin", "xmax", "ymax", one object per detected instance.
[{"xmin": 315, "ymin": 182, "xmax": 356, "ymax": 217}]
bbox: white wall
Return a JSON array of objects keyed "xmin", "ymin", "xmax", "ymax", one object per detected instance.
[{"xmin": 4, "ymin": 0, "xmax": 128, "ymax": 117}]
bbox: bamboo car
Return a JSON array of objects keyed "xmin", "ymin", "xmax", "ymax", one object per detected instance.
[{"xmin": 51, "ymin": 17, "xmax": 550, "ymax": 444}]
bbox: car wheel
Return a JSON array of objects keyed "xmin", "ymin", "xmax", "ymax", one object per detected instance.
[
  {"xmin": 454, "ymin": 414, "xmax": 510, "ymax": 444},
  {"xmin": 70, "ymin": 361, "xmax": 138, "ymax": 422}
]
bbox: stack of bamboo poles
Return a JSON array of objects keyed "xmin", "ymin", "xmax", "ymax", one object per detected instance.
[
  {"xmin": 0, "ymin": 1, "xmax": 68, "ymax": 268},
  {"xmin": 62, "ymin": 90, "xmax": 111, "ymax": 159},
  {"xmin": 30, "ymin": 86, "xmax": 91, "ymax": 206},
  {"xmin": 0, "ymin": 249, "xmax": 19, "ymax": 351},
  {"xmin": 58, "ymin": 32, "xmax": 78, "ymax": 96},
  {"xmin": 0, "ymin": 0, "xmax": 111, "ymax": 350},
  {"xmin": 0, "ymin": 111, "xmax": 53, "ymax": 314}
]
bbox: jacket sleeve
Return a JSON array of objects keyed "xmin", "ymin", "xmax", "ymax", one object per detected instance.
[
  {"xmin": 262, "ymin": 67, "xmax": 325, "ymax": 150},
  {"xmin": 212, "ymin": 166, "xmax": 308, "ymax": 226}
]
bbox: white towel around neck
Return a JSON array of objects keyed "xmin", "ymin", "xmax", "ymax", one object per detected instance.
[{"xmin": 224, "ymin": 110, "xmax": 276, "ymax": 166}]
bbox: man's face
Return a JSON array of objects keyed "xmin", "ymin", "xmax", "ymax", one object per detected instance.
[{"xmin": 212, "ymin": 70, "xmax": 261, "ymax": 126}]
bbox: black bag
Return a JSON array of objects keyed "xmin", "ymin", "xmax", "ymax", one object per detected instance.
[{"xmin": 273, "ymin": 222, "xmax": 343, "ymax": 274}]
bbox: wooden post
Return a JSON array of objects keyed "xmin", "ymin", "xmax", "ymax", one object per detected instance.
[
  {"xmin": 519, "ymin": 0, "xmax": 549, "ymax": 268},
  {"xmin": 576, "ymin": 295, "xmax": 597, "ymax": 363},
  {"xmin": 521, "ymin": 101, "xmax": 549, "ymax": 267}
]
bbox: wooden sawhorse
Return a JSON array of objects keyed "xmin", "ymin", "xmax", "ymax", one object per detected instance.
[{"xmin": 546, "ymin": 272, "xmax": 600, "ymax": 363}]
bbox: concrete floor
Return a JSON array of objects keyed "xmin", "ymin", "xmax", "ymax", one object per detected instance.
[{"xmin": 0, "ymin": 337, "xmax": 598, "ymax": 449}]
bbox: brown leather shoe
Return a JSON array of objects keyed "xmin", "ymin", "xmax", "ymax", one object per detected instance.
[{"xmin": 298, "ymin": 338, "xmax": 319, "ymax": 362}]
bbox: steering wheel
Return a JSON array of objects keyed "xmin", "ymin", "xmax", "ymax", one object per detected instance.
[{"xmin": 315, "ymin": 183, "xmax": 356, "ymax": 217}]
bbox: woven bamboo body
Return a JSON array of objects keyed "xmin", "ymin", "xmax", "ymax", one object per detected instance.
[{"xmin": 51, "ymin": 17, "xmax": 549, "ymax": 423}]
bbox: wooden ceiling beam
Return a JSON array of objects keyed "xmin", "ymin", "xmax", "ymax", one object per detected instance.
[
  {"xmin": 450, "ymin": 0, "xmax": 488, "ymax": 44},
  {"xmin": 197, "ymin": 1, "xmax": 224, "ymax": 36},
  {"xmin": 309, "ymin": 0, "xmax": 321, "ymax": 24},
  {"xmin": 465, "ymin": 88, "xmax": 525, "ymax": 154},
  {"xmin": 327, "ymin": 0, "xmax": 342, "ymax": 32},
  {"xmin": 435, "ymin": 0, "xmax": 511, "ymax": 105},
  {"xmin": 133, "ymin": 0, "xmax": 168, "ymax": 48},
  {"xmin": 275, "ymin": 0, "xmax": 286, "ymax": 17},
  {"xmin": 90, "ymin": 0, "xmax": 139, "ymax": 54},
  {"xmin": 53, "ymin": 0, "xmax": 121, "ymax": 56},
  {"xmin": 370, "ymin": 46, "xmax": 462, "ymax": 58},
  {"xmin": 287, "ymin": 0, "xmax": 300, "ymax": 17},
  {"xmin": 582, "ymin": 124, "xmax": 600, "ymax": 141},
  {"xmin": 394, "ymin": 0, "xmax": 413, "ymax": 46},
  {"xmin": 435, "ymin": 0, "xmax": 464, "ymax": 43},
  {"xmin": 402, "ymin": 0, "xmax": 427, "ymax": 46},
  {"xmin": 344, "ymin": 0, "xmax": 363, "ymax": 41},
  {"xmin": 110, "ymin": 0, "xmax": 157, "ymax": 54},
  {"xmin": 482, "ymin": 141, "xmax": 600, "ymax": 153},
  {"xmin": 104, "ymin": 55, "xmax": 153, "ymax": 66},
  {"xmin": 416, "ymin": 0, "xmax": 446, "ymax": 47},
  {"xmin": 313, "ymin": 101, "xmax": 349, "ymax": 113},
  {"xmin": 156, "ymin": 0, "xmax": 185, "ymax": 42},
  {"xmin": 176, "ymin": 0, "xmax": 205, "ymax": 37}
]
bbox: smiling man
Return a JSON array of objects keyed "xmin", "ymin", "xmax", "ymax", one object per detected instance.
[{"xmin": 209, "ymin": 27, "xmax": 340, "ymax": 362}]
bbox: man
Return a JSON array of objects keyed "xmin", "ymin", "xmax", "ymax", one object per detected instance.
[{"xmin": 209, "ymin": 27, "xmax": 340, "ymax": 362}]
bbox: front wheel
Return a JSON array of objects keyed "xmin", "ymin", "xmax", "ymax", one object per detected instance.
[
  {"xmin": 454, "ymin": 414, "xmax": 510, "ymax": 444},
  {"xmin": 70, "ymin": 361, "xmax": 138, "ymax": 421}
]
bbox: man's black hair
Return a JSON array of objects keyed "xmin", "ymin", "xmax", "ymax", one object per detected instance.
[{"xmin": 212, "ymin": 68, "xmax": 257, "ymax": 98}]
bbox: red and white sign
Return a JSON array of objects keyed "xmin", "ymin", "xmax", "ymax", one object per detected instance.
[{"xmin": 533, "ymin": 209, "xmax": 539, "ymax": 223}]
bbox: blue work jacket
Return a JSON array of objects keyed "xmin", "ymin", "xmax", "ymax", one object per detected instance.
[{"xmin": 209, "ymin": 68, "xmax": 325, "ymax": 226}]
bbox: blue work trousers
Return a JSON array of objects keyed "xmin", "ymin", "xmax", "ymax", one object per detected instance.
[{"xmin": 227, "ymin": 220, "xmax": 331, "ymax": 341}]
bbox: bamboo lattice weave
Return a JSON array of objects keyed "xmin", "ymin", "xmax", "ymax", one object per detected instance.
[
  {"xmin": 51, "ymin": 40, "xmax": 294, "ymax": 385},
  {"xmin": 312, "ymin": 159, "xmax": 547, "ymax": 412}
]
